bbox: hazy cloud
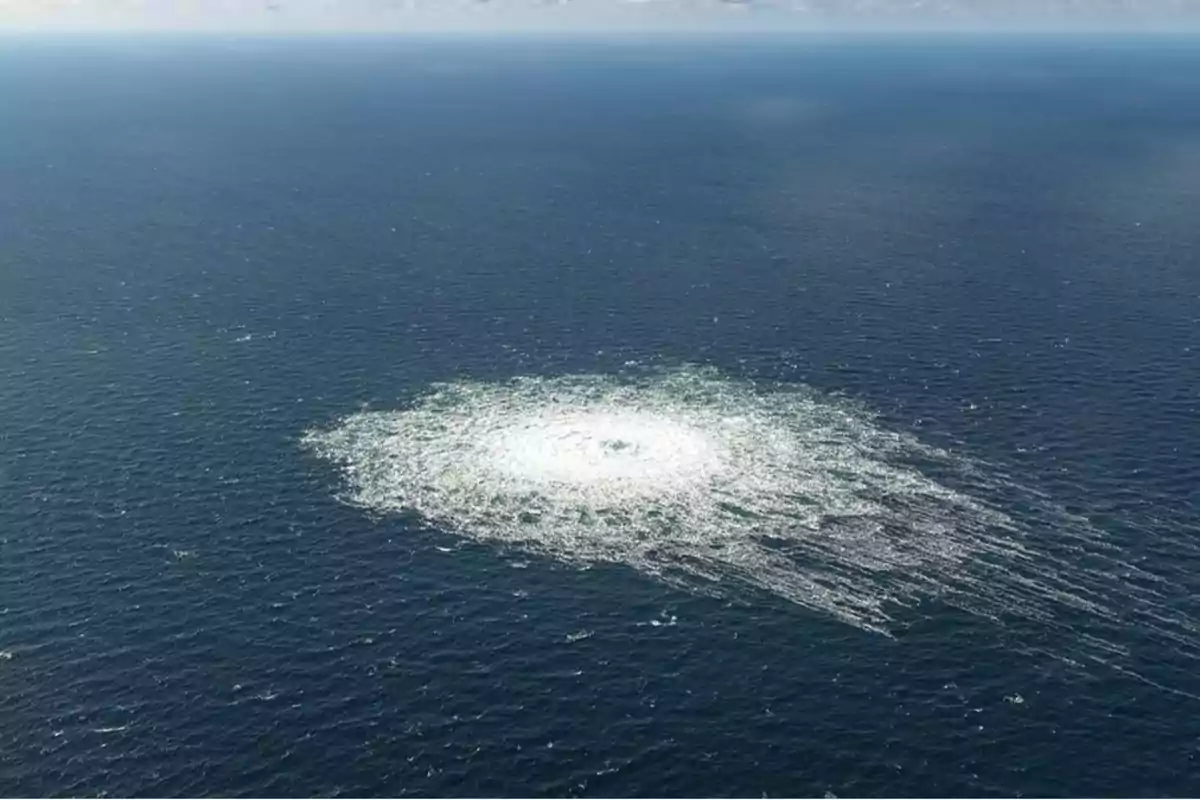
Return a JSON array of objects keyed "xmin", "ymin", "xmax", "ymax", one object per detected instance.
[{"xmin": 1, "ymin": 0, "xmax": 1197, "ymax": 32}]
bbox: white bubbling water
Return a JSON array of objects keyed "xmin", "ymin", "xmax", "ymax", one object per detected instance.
[
  {"xmin": 304, "ymin": 366, "xmax": 1200, "ymax": 676},
  {"xmin": 479, "ymin": 410, "xmax": 727, "ymax": 490}
]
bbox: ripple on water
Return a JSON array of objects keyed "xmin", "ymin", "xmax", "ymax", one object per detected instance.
[{"xmin": 304, "ymin": 365, "xmax": 1200, "ymax": 686}]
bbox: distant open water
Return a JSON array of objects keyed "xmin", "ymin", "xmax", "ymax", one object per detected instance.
[{"xmin": 2, "ymin": 36, "xmax": 1199, "ymax": 797}]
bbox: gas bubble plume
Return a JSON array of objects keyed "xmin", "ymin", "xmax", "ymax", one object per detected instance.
[{"xmin": 304, "ymin": 366, "xmax": 1199, "ymax": 677}]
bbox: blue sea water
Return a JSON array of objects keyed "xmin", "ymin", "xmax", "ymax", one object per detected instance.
[{"xmin": 2, "ymin": 35, "xmax": 1200, "ymax": 797}]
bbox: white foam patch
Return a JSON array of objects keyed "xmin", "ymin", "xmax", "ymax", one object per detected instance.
[{"xmin": 304, "ymin": 366, "xmax": 1200, "ymax": 678}]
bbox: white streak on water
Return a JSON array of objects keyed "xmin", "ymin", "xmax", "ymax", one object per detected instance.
[{"xmin": 304, "ymin": 366, "xmax": 1199, "ymax": 678}]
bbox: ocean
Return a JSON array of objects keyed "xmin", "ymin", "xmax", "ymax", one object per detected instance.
[{"xmin": 2, "ymin": 35, "xmax": 1199, "ymax": 796}]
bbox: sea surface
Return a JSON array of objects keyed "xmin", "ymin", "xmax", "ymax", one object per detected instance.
[{"xmin": 2, "ymin": 35, "xmax": 1200, "ymax": 797}]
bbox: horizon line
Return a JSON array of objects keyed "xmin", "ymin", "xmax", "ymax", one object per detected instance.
[{"xmin": 4, "ymin": 22, "xmax": 1200, "ymax": 37}]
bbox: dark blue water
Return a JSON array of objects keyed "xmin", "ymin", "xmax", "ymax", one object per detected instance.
[{"xmin": 3, "ymin": 36, "xmax": 1200, "ymax": 797}]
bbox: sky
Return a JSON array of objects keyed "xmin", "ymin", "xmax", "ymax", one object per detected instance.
[{"xmin": 0, "ymin": 0, "xmax": 1197, "ymax": 33}]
